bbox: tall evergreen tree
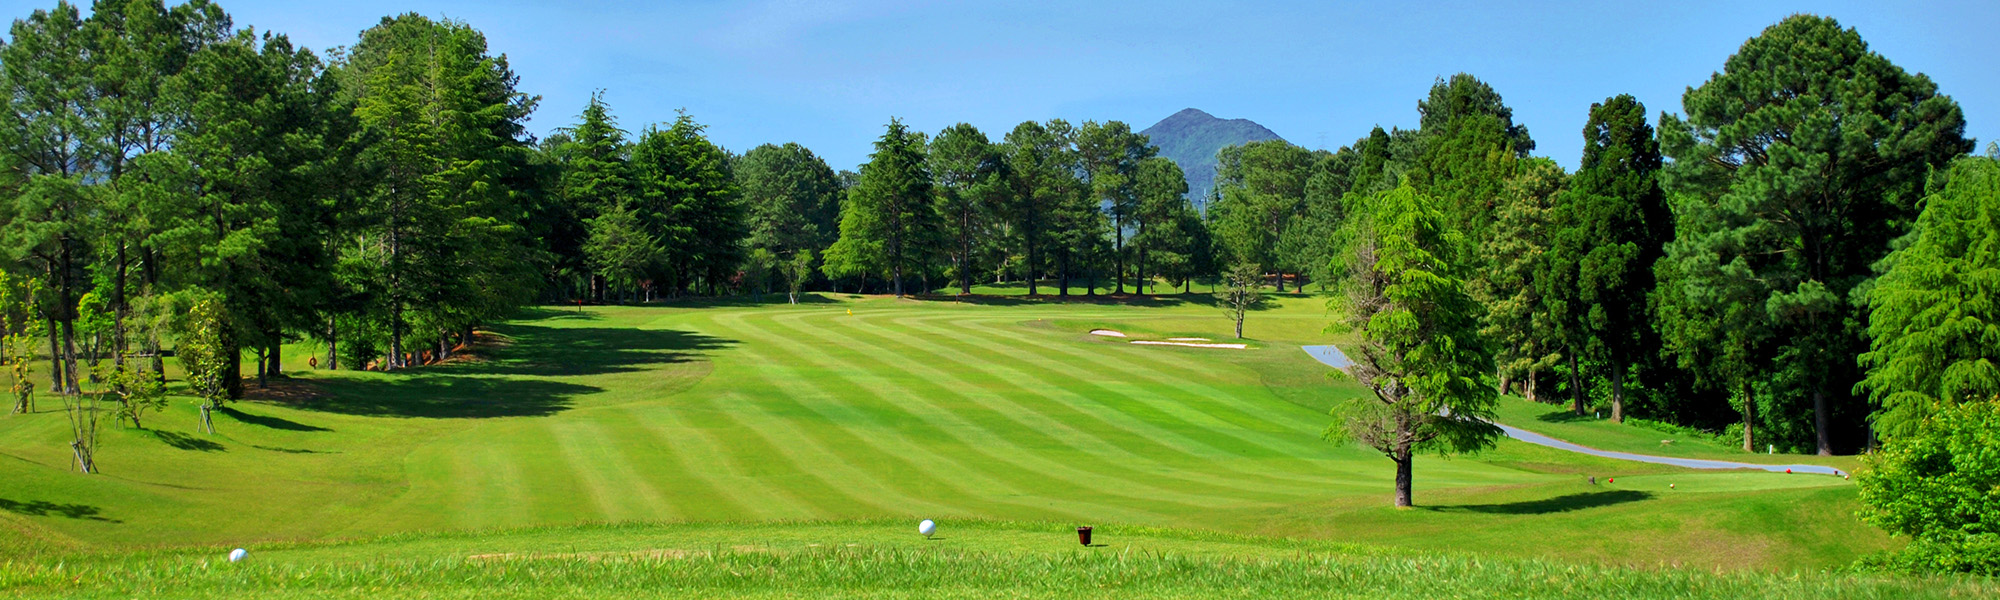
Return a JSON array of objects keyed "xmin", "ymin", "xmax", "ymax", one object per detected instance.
[
  {"xmin": 738, "ymin": 141, "xmax": 839, "ymax": 268},
  {"xmin": 928, "ymin": 123, "xmax": 1004, "ymax": 295},
  {"xmin": 1659, "ymin": 15, "xmax": 1970, "ymax": 454},
  {"xmin": 627, "ymin": 112, "xmax": 742, "ymax": 296},
  {"xmin": 552, "ymin": 92, "xmax": 629, "ymax": 300},
  {"xmin": 1858, "ymin": 157, "xmax": 2000, "ymax": 438},
  {"xmin": 1330, "ymin": 183, "xmax": 1501, "ymax": 508},
  {"xmin": 837, "ymin": 118, "xmax": 934, "ymax": 297},
  {"xmin": 1544, "ymin": 95, "xmax": 1672, "ymax": 421}
]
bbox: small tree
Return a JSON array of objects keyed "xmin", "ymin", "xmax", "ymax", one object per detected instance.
[
  {"xmin": 1327, "ymin": 184, "xmax": 1502, "ymax": 508},
  {"xmin": 63, "ymin": 384, "xmax": 103, "ymax": 474},
  {"xmin": 744, "ymin": 248, "xmax": 778, "ymax": 299},
  {"xmin": 781, "ymin": 250, "xmax": 816, "ymax": 305},
  {"xmin": 108, "ymin": 364, "xmax": 166, "ymax": 430},
  {"xmin": 2, "ymin": 273, "xmax": 40, "ymax": 415},
  {"xmin": 176, "ymin": 298, "xmax": 230, "ymax": 434},
  {"xmin": 1222, "ymin": 262, "xmax": 1262, "ymax": 339}
]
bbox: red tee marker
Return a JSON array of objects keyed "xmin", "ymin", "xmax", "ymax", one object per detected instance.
[
  {"xmin": 1785, "ymin": 468, "xmax": 1792, "ymax": 474},
  {"xmin": 1607, "ymin": 478, "xmax": 1614, "ymax": 483}
]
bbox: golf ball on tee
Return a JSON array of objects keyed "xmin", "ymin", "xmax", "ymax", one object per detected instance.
[
  {"xmin": 228, "ymin": 548, "xmax": 247, "ymax": 562},
  {"xmin": 918, "ymin": 519, "xmax": 936, "ymax": 538}
]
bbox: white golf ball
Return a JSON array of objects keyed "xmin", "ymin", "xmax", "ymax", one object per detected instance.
[
  {"xmin": 918, "ymin": 519, "xmax": 936, "ymax": 538},
  {"xmin": 228, "ymin": 548, "xmax": 247, "ymax": 563}
]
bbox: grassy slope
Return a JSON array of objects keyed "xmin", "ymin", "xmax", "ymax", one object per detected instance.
[{"xmin": 0, "ymin": 290, "xmax": 1888, "ymax": 575}]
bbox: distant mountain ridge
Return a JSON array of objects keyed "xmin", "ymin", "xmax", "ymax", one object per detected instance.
[{"xmin": 1138, "ymin": 108, "xmax": 1285, "ymax": 206}]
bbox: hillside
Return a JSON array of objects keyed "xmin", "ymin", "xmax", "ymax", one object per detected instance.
[{"xmin": 1138, "ymin": 108, "xmax": 1285, "ymax": 206}]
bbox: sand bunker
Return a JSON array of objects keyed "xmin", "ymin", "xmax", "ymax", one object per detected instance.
[
  {"xmin": 1131, "ymin": 340, "xmax": 1247, "ymax": 349},
  {"xmin": 1166, "ymin": 337, "xmax": 1210, "ymax": 341},
  {"xmin": 1088, "ymin": 329, "xmax": 1127, "ymax": 337}
]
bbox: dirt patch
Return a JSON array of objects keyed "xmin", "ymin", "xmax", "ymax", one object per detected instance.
[{"xmin": 240, "ymin": 378, "xmax": 331, "ymax": 403}]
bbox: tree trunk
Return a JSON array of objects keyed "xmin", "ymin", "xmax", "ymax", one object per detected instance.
[
  {"xmin": 255, "ymin": 348, "xmax": 268, "ymax": 389},
  {"xmin": 1526, "ymin": 368, "xmax": 1539, "ymax": 403},
  {"xmin": 1813, "ymin": 388, "xmax": 1832, "ymax": 456},
  {"xmin": 327, "ymin": 317, "xmax": 340, "ymax": 371},
  {"xmin": 1609, "ymin": 358, "xmax": 1625, "ymax": 423},
  {"xmin": 1276, "ymin": 270, "xmax": 1285, "ymax": 292},
  {"xmin": 60, "ymin": 318, "xmax": 79, "ymax": 396},
  {"xmin": 1498, "ymin": 372, "xmax": 1512, "ymax": 397},
  {"xmin": 1741, "ymin": 381, "xmax": 1755, "ymax": 453},
  {"xmin": 112, "ymin": 243, "xmax": 127, "ymax": 371},
  {"xmin": 1568, "ymin": 354, "xmax": 1584, "ymax": 415},
  {"xmin": 46, "ymin": 318, "xmax": 63, "ymax": 394},
  {"xmin": 1393, "ymin": 447, "xmax": 1414, "ymax": 508},
  {"xmin": 223, "ymin": 334, "xmax": 243, "ymax": 400},
  {"xmin": 267, "ymin": 343, "xmax": 282, "ymax": 378}
]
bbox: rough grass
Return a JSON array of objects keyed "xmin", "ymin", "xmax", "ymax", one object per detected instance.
[
  {"xmin": 0, "ymin": 291, "xmax": 1887, "ymax": 580},
  {"xmin": 3, "ymin": 521, "xmax": 1987, "ymax": 600}
]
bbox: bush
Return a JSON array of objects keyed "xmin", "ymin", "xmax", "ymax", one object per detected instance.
[{"xmin": 1855, "ymin": 399, "xmax": 2000, "ymax": 575}]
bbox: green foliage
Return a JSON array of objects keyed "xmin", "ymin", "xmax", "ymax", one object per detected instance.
[
  {"xmin": 929, "ymin": 123, "xmax": 1005, "ymax": 294},
  {"xmin": 583, "ymin": 200, "xmax": 658, "ymax": 301},
  {"xmin": 1543, "ymin": 94, "xmax": 1671, "ymax": 421},
  {"xmin": 1330, "ymin": 183, "xmax": 1501, "ymax": 506},
  {"xmin": 1471, "ymin": 158, "xmax": 1565, "ymax": 401},
  {"xmin": 174, "ymin": 295, "xmax": 228, "ymax": 430},
  {"xmin": 1659, "ymin": 14, "xmax": 1971, "ymax": 454},
  {"xmin": 1856, "ymin": 398, "xmax": 2000, "ymax": 575},
  {"xmin": 1859, "ymin": 157, "xmax": 2000, "ymax": 438},
  {"xmin": 628, "ymin": 112, "xmax": 745, "ymax": 296},
  {"xmin": 1136, "ymin": 108, "xmax": 1284, "ymax": 207},
  {"xmin": 1131, "ymin": 156, "xmax": 1194, "ymax": 292},
  {"xmin": 835, "ymin": 118, "xmax": 935, "ymax": 296},
  {"xmin": 0, "ymin": 271, "xmax": 38, "ymax": 415},
  {"xmin": 779, "ymin": 249, "xmax": 815, "ymax": 304},
  {"xmin": 738, "ymin": 142, "xmax": 840, "ymax": 264},
  {"xmin": 1221, "ymin": 262, "xmax": 1261, "ymax": 339},
  {"xmin": 1209, "ymin": 140, "xmax": 1312, "ymax": 273}
]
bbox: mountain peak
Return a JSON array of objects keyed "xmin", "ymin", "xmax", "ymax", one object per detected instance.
[{"xmin": 1139, "ymin": 109, "xmax": 1284, "ymax": 205}]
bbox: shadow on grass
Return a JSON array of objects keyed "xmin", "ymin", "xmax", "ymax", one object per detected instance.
[
  {"xmin": 0, "ymin": 498, "xmax": 119, "ymax": 522},
  {"xmin": 924, "ymin": 292, "xmax": 1212, "ymax": 308},
  {"xmin": 1536, "ymin": 410, "xmax": 1594, "ymax": 424},
  {"xmin": 218, "ymin": 406, "xmax": 331, "ymax": 432},
  {"xmin": 149, "ymin": 429, "xmax": 225, "ymax": 452},
  {"xmin": 300, "ymin": 376, "xmax": 597, "ymax": 419},
  {"xmin": 1427, "ymin": 490, "xmax": 1654, "ymax": 515},
  {"xmin": 442, "ymin": 325, "xmax": 732, "ymax": 378}
]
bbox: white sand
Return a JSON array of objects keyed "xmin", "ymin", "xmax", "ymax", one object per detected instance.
[
  {"xmin": 1166, "ymin": 337, "xmax": 1210, "ymax": 341},
  {"xmin": 1088, "ymin": 329, "xmax": 1127, "ymax": 337},
  {"xmin": 1131, "ymin": 340, "xmax": 1247, "ymax": 349}
]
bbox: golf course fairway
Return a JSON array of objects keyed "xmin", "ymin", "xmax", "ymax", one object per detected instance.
[{"xmin": 3, "ymin": 292, "xmax": 1966, "ymax": 597}]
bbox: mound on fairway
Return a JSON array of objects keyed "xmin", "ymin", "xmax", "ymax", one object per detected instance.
[{"xmin": 0, "ymin": 295, "xmax": 1890, "ymax": 574}]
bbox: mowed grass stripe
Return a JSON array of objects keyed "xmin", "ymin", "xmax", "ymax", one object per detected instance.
[
  {"xmin": 887, "ymin": 313, "xmax": 1363, "ymax": 489},
  {"xmin": 765, "ymin": 311, "xmax": 1286, "ymax": 509},
  {"xmin": 893, "ymin": 314, "xmax": 1334, "ymax": 467},
  {"xmin": 548, "ymin": 420, "xmax": 672, "ymax": 522},
  {"xmin": 601, "ymin": 405, "xmax": 774, "ymax": 521},
  {"xmin": 949, "ymin": 316, "xmax": 1332, "ymax": 440},
  {"xmin": 657, "ymin": 390, "xmax": 894, "ymax": 519},
  {"xmin": 704, "ymin": 313, "xmax": 1101, "ymax": 523},
  {"xmin": 937, "ymin": 315, "xmax": 1520, "ymax": 487},
  {"xmin": 682, "ymin": 316, "xmax": 997, "ymax": 519},
  {"xmin": 740, "ymin": 313, "xmax": 1210, "ymax": 518},
  {"xmin": 815, "ymin": 310, "xmax": 1331, "ymax": 500}
]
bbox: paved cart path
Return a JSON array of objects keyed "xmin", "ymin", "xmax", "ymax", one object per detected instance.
[{"xmin": 1300, "ymin": 345, "xmax": 1845, "ymax": 476}]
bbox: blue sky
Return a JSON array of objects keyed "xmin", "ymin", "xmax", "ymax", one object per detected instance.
[{"xmin": 13, "ymin": 0, "xmax": 1996, "ymax": 172}]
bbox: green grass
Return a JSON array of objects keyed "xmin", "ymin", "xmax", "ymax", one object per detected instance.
[
  {"xmin": 1491, "ymin": 396, "xmax": 1867, "ymax": 472},
  {"xmin": 4, "ymin": 521, "xmax": 1988, "ymax": 599},
  {"xmin": 0, "ymin": 291, "xmax": 1902, "ymax": 592}
]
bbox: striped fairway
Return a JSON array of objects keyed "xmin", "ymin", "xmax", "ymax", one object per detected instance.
[
  {"xmin": 359, "ymin": 299, "xmax": 1540, "ymax": 535},
  {"xmin": 0, "ymin": 294, "xmax": 1880, "ymax": 571}
]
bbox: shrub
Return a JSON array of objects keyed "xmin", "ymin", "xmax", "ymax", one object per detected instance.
[{"xmin": 1855, "ymin": 398, "xmax": 2000, "ymax": 575}]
